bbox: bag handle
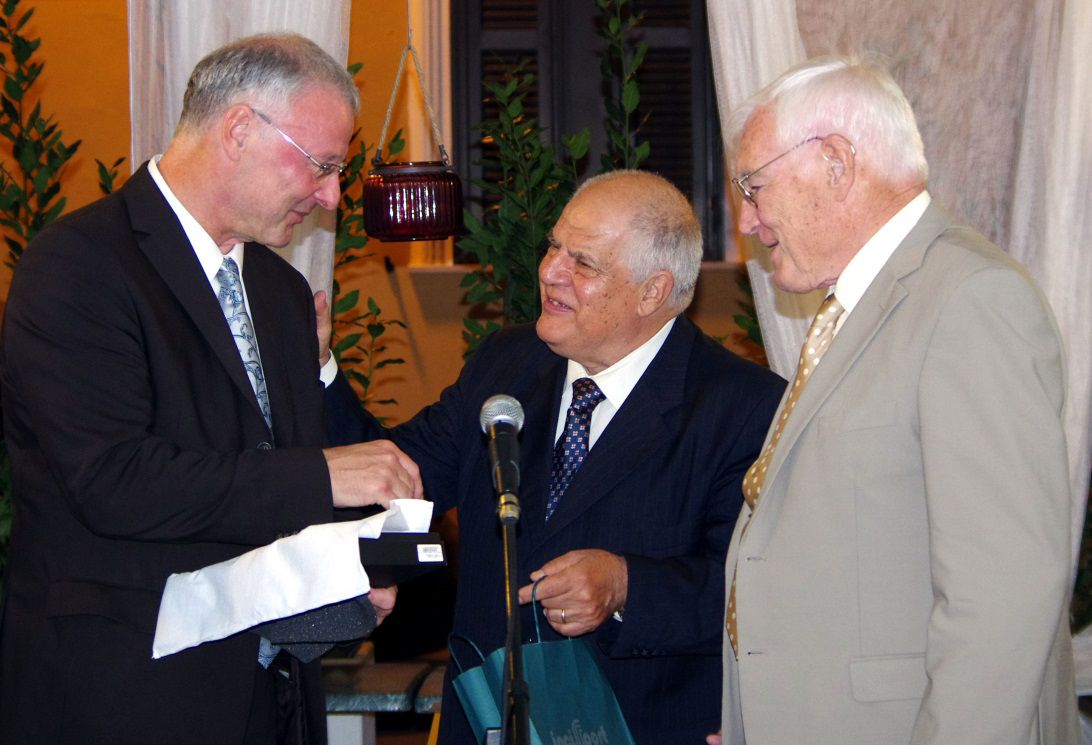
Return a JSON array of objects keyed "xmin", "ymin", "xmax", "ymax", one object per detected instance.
[
  {"xmin": 449, "ymin": 580, "xmax": 548, "ymax": 674},
  {"xmin": 448, "ymin": 632, "xmax": 487, "ymax": 674},
  {"xmin": 531, "ymin": 578, "xmax": 545, "ymax": 644}
]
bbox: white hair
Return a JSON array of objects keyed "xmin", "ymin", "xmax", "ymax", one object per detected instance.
[
  {"xmin": 728, "ymin": 54, "xmax": 928, "ymax": 185},
  {"xmin": 574, "ymin": 170, "xmax": 703, "ymax": 312}
]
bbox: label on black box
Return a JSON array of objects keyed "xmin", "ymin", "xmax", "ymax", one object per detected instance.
[{"xmin": 418, "ymin": 544, "xmax": 444, "ymax": 563}]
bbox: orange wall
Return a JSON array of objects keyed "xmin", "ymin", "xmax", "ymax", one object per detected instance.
[{"xmin": 16, "ymin": 0, "xmax": 130, "ymax": 212}]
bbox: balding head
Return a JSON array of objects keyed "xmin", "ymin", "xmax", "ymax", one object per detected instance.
[
  {"xmin": 536, "ymin": 170, "xmax": 702, "ymax": 373},
  {"xmin": 572, "ymin": 170, "xmax": 703, "ymax": 312},
  {"xmin": 175, "ymin": 33, "xmax": 358, "ymax": 136}
]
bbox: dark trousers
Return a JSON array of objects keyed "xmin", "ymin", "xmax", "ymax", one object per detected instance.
[{"xmin": 243, "ymin": 652, "xmax": 311, "ymax": 745}]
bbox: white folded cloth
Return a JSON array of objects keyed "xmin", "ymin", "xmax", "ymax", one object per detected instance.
[{"xmin": 152, "ymin": 499, "xmax": 433, "ymax": 659}]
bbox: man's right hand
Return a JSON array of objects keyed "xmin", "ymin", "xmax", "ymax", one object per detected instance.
[{"xmin": 323, "ymin": 440, "xmax": 424, "ymax": 507}]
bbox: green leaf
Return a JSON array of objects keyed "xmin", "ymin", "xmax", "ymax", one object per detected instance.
[
  {"xmin": 14, "ymin": 6, "xmax": 33, "ymax": 32},
  {"xmin": 462, "ymin": 317, "xmax": 487, "ymax": 335},
  {"xmin": 562, "ymin": 128, "xmax": 590, "ymax": 160},
  {"xmin": 458, "ymin": 271, "xmax": 481, "ymax": 288},
  {"xmin": 387, "ymin": 128, "xmax": 405, "ymax": 157},
  {"xmin": 621, "ymin": 79, "xmax": 639, "ymax": 115},
  {"xmin": 333, "ymin": 333, "xmax": 362, "ymax": 354},
  {"xmin": 465, "ymin": 282, "xmax": 502, "ymax": 304},
  {"xmin": 346, "ymin": 369, "xmax": 369, "ymax": 389},
  {"xmin": 332, "ymin": 289, "xmax": 359, "ymax": 315},
  {"xmin": 3, "ymin": 74, "xmax": 21, "ymax": 101},
  {"xmin": 340, "ymin": 235, "xmax": 368, "ymax": 250},
  {"xmin": 39, "ymin": 198, "xmax": 63, "ymax": 225}
]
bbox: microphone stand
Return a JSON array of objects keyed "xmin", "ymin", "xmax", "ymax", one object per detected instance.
[{"xmin": 496, "ymin": 490, "xmax": 531, "ymax": 745}]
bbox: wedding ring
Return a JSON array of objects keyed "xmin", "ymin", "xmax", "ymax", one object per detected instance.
[{"xmin": 561, "ymin": 608, "xmax": 567, "ymax": 623}]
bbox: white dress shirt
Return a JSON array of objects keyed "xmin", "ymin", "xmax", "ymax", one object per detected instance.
[
  {"xmin": 831, "ymin": 190, "xmax": 931, "ymax": 331},
  {"xmin": 149, "ymin": 156, "xmax": 267, "ymax": 369},
  {"xmin": 554, "ymin": 317, "xmax": 676, "ymax": 449}
]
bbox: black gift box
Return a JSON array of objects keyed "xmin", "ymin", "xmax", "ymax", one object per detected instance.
[{"xmin": 358, "ymin": 532, "xmax": 447, "ymax": 588}]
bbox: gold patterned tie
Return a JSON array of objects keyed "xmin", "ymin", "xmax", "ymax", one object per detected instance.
[{"xmin": 727, "ymin": 293, "xmax": 844, "ymax": 655}]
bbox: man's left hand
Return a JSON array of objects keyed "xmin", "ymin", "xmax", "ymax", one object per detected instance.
[
  {"xmin": 517, "ymin": 549, "xmax": 627, "ymax": 636},
  {"xmin": 314, "ymin": 290, "xmax": 333, "ymax": 367},
  {"xmin": 370, "ymin": 586, "xmax": 398, "ymax": 626}
]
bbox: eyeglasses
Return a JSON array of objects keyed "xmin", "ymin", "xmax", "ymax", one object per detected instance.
[
  {"xmin": 732, "ymin": 136, "xmax": 822, "ymax": 207},
  {"xmin": 253, "ymin": 109, "xmax": 346, "ymax": 180}
]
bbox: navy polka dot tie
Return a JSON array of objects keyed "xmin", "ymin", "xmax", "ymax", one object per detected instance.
[{"xmin": 546, "ymin": 377, "xmax": 605, "ymax": 521}]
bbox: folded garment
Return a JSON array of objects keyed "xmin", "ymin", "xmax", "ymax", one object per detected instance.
[
  {"xmin": 152, "ymin": 499, "xmax": 432, "ymax": 660},
  {"xmin": 252, "ymin": 595, "xmax": 378, "ymax": 663}
]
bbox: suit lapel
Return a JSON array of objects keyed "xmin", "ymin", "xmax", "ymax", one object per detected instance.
[
  {"xmin": 754, "ymin": 203, "xmax": 953, "ymax": 523},
  {"xmin": 123, "ymin": 164, "xmax": 268, "ymax": 425},
  {"xmin": 517, "ymin": 353, "xmax": 569, "ymax": 530},
  {"xmin": 536, "ymin": 318, "xmax": 692, "ymax": 543}
]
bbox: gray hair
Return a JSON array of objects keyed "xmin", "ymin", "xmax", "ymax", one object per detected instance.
[
  {"xmin": 176, "ymin": 33, "xmax": 358, "ymax": 133},
  {"xmin": 574, "ymin": 170, "xmax": 703, "ymax": 312},
  {"xmin": 727, "ymin": 54, "xmax": 928, "ymax": 185}
]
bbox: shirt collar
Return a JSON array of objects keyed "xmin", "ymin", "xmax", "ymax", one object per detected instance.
[
  {"xmin": 834, "ymin": 190, "xmax": 930, "ymax": 313},
  {"xmin": 563, "ymin": 317, "xmax": 676, "ymax": 411},
  {"xmin": 148, "ymin": 156, "xmax": 244, "ymax": 280}
]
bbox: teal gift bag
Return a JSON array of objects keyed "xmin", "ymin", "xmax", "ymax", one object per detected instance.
[{"xmin": 450, "ymin": 583, "xmax": 636, "ymax": 745}]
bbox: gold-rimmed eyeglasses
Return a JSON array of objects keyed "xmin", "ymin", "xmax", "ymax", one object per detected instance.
[
  {"xmin": 732, "ymin": 136, "xmax": 821, "ymax": 207},
  {"xmin": 253, "ymin": 109, "xmax": 346, "ymax": 180}
]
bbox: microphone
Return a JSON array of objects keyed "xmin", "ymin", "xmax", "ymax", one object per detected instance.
[{"xmin": 479, "ymin": 395, "xmax": 525, "ymax": 523}]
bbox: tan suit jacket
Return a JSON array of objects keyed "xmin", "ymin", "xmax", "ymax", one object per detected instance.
[{"xmin": 721, "ymin": 203, "xmax": 1079, "ymax": 745}]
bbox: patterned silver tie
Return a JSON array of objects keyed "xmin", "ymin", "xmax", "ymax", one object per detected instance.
[
  {"xmin": 216, "ymin": 257, "xmax": 279, "ymax": 667},
  {"xmin": 215, "ymin": 257, "xmax": 272, "ymax": 431}
]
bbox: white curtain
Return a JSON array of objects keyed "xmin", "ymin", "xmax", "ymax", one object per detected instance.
[
  {"xmin": 706, "ymin": 0, "xmax": 820, "ymax": 378},
  {"xmin": 1008, "ymin": 0, "xmax": 1092, "ymax": 578},
  {"xmin": 707, "ymin": 0, "xmax": 1092, "ymax": 574},
  {"xmin": 125, "ymin": 0, "xmax": 351, "ymax": 294}
]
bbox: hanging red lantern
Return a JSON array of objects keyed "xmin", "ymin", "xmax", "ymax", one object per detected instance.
[
  {"xmin": 362, "ymin": 36, "xmax": 462, "ymax": 242},
  {"xmin": 362, "ymin": 161, "xmax": 462, "ymax": 242}
]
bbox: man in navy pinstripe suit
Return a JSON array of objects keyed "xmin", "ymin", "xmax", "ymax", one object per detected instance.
[{"xmin": 330, "ymin": 170, "xmax": 784, "ymax": 743}]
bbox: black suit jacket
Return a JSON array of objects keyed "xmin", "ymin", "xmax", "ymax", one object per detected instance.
[
  {"xmin": 0, "ymin": 164, "xmax": 335, "ymax": 744},
  {"xmin": 332, "ymin": 319, "xmax": 784, "ymax": 744}
]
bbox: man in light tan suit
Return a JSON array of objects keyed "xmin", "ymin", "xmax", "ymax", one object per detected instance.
[{"xmin": 717, "ymin": 55, "xmax": 1078, "ymax": 745}]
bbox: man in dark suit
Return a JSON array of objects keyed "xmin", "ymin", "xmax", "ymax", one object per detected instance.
[
  {"xmin": 331, "ymin": 170, "xmax": 785, "ymax": 743},
  {"xmin": 0, "ymin": 34, "xmax": 421, "ymax": 745}
]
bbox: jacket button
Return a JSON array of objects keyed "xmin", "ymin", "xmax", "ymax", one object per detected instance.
[{"xmin": 257, "ymin": 441, "xmax": 273, "ymax": 450}]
